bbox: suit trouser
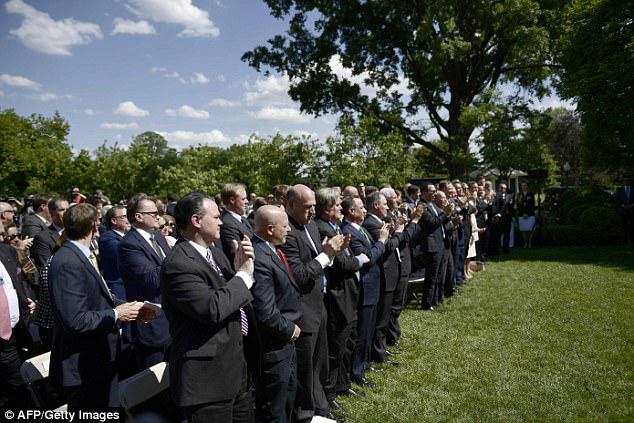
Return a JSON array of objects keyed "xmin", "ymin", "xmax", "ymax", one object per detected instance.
[
  {"xmin": 324, "ymin": 310, "xmax": 354, "ymax": 402},
  {"xmin": 454, "ymin": 239, "xmax": 465, "ymax": 286},
  {"xmin": 500, "ymin": 216, "xmax": 512, "ymax": 252},
  {"xmin": 293, "ymin": 307, "xmax": 329, "ymax": 422},
  {"xmin": 351, "ymin": 304, "xmax": 377, "ymax": 379},
  {"xmin": 422, "ymin": 252, "xmax": 443, "ymax": 309},
  {"xmin": 255, "ymin": 343, "xmax": 297, "ymax": 423},
  {"xmin": 0, "ymin": 334, "xmax": 27, "ymax": 410},
  {"xmin": 134, "ymin": 343, "xmax": 165, "ymax": 372},
  {"xmin": 182, "ymin": 368, "xmax": 254, "ymax": 423},
  {"xmin": 64, "ymin": 364, "xmax": 119, "ymax": 410},
  {"xmin": 337, "ymin": 319, "xmax": 357, "ymax": 393},
  {"xmin": 437, "ymin": 247, "xmax": 453, "ymax": 302},
  {"xmin": 372, "ymin": 289, "xmax": 394, "ymax": 363},
  {"xmin": 387, "ymin": 274, "xmax": 409, "ymax": 345}
]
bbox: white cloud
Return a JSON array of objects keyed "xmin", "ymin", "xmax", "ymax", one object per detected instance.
[
  {"xmin": 150, "ymin": 66, "xmax": 166, "ymax": 73},
  {"xmin": 84, "ymin": 108, "xmax": 95, "ymax": 116},
  {"xmin": 5, "ymin": 0, "xmax": 103, "ymax": 56},
  {"xmin": 252, "ymin": 107, "xmax": 310, "ymax": 123},
  {"xmin": 209, "ymin": 98, "xmax": 240, "ymax": 108},
  {"xmin": 217, "ymin": 74, "xmax": 225, "ymax": 82},
  {"xmin": 158, "ymin": 129, "xmax": 231, "ymax": 146},
  {"xmin": 190, "ymin": 72, "xmax": 209, "ymax": 84},
  {"xmin": 126, "ymin": 0, "xmax": 219, "ymax": 38},
  {"xmin": 112, "ymin": 18, "xmax": 156, "ymax": 35},
  {"xmin": 0, "ymin": 73, "xmax": 40, "ymax": 90},
  {"xmin": 165, "ymin": 105, "xmax": 209, "ymax": 119},
  {"xmin": 165, "ymin": 71, "xmax": 186, "ymax": 83},
  {"xmin": 293, "ymin": 130, "xmax": 319, "ymax": 139},
  {"xmin": 244, "ymin": 74, "xmax": 291, "ymax": 106},
  {"xmin": 101, "ymin": 122, "xmax": 140, "ymax": 129},
  {"xmin": 328, "ymin": 54, "xmax": 411, "ymax": 98},
  {"xmin": 39, "ymin": 93, "xmax": 71, "ymax": 102},
  {"xmin": 113, "ymin": 101, "xmax": 149, "ymax": 117}
]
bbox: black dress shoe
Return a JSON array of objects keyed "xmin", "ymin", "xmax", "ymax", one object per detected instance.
[
  {"xmin": 329, "ymin": 399, "xmax": 349, "ymax": 414},
  {"xmin": 326, "ymin": 411, "xmax": 346, "ymax": 422},
  {"xmin": 421, "ymin": 306, "xmax": 435, "ymax": 311},
  {"xmin": 340, "ymin": 388, "xmax": 365, "ymax": 398},
  {"xmin": 385, "ymin": 359, "xmax": 400, "ymax": 367},
  {"xmin": 385, "ymin": 349, "xmax": 398, "ymax": 356},
  {"xmin": 352, "ymin": 376, "xmax": 375, "ymax": 389}
]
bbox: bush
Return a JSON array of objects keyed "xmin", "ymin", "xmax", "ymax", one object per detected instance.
[
  {"xmin": 537, "ymin": 222, "xmax": 622, "ymax": 246},
  {"xmin": 578, "ymin": 205, "xmax": 618, "ymax": 228}
]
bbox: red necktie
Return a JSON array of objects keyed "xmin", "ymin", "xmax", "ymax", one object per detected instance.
[{"xmin": 275, "ymin": 248, "xmax": 295, "ymax": 281}]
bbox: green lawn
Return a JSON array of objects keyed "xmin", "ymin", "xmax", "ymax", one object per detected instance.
[{"xmin": 339, "ymin": 246, "xmax": 634, "ymax": 422}]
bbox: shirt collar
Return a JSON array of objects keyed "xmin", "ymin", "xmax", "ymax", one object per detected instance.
[
  {"xmin": 51, "ymin": 224, "xmax": 63, "ymax": 234},
  {"xmin": 185, "ymin": 238, "xmax": 211, "ymax": 261},
  {"xmin": 134, "ymin": 226, "xmax": 154, "ymax": 241},
  {"xmin": 69, "ymin": 240, "xmax": 92, "ymax": 258},
  {"xmin": 369, "ymin": 213, "xmax": 384, "ymax": 224},
  {"xmin": 113, "ymin": 229, "xmax": 125, "ymax": 238},
  {"xmin": 226, "ymin": 209, "xmax": 243, "ymax": 223},
  {"xmin": 254, "ymin": 234, "xmax": 278, "ymax": 254},
  {"xmin": 36, "ymin": 214, "xmax": 47, "ymax": 224}
]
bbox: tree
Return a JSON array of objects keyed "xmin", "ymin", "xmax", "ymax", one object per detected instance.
[
  {"xmin": 243, "ymin": 0, "xmax": 563, "ymax": 178},
  {"xmin": 557, "ymin": 0, "xmax": 634, "ymax": 178},
  {"xmin": 0, "ymin": 108, "xmax": 74, "ymax": 194},
  {"xmin": 324, "ymin": 114, "xmax": 418, "ymax": 187},
  {"xmin": 541, "ymin": 108, "xmax": 582, "ymax": 184}
]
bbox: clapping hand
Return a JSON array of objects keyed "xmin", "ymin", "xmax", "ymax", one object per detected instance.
[
  {"xmin": 233, "ymin": 235, "xmax": 255, "ymax": 276},
  {"xmin": 322, "ymin": 234, "xmax": 345, "ymax": 257}
]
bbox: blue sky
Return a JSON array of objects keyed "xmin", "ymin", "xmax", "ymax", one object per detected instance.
[{"xmin": 0, "ymin": 0, "xmax": 570, "ymax": 152}]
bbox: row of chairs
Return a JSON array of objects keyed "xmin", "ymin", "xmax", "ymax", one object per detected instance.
[{"xmin": 20, "ymin": 352, "xmax": 174, "ymax": 422}]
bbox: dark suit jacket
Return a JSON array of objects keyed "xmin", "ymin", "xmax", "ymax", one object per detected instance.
[
  {"xmin": 517, "ymin": 192, "xmax": 536, "ymax": 216},
  {"xmin": 315, "ymin": 217, "xmax": 361, "ymax": 324},
  {"xmin": 279, "ymin": 216, "xmax": 326, "ymax": 334},
  {"xmin": 492, "ymin": 193, "xmax": 514, "ymax": 217},
  {"xmin": 220, "ymin": 210, "xmax": 254, "ymax": 269},
  {"xmin": 251, "ymin": 236, "xmax": 301, "ymax": 351},
  {"xmin": 32, "ymin": 225, "xmax": 59, "ymax": 272},
  {"xmin": 341, "ymin": 220, "xmax": 385, "ymax": 306},
  {"xmin": 48, "ymin": 241, "xmax": 124, "ymax": 398},
  {"xmin": 160, "ymin": 239, "xmax": 253, "ymax": 407},
  {"xmin": 419, "ymin": 202, "xmax": 450, "ymax": 254},
  {"xmin": 118, "ymin": 228, "xmax": 171, "ymax": 350},
  {"xmin": 98, "ymin": 229, "xmax": 126, "ymax": 300},
  {"xmin": 363, "ymin": 213, "xmax": 407, "ymax": 293},
  {"xmin": 21, "ymin": 214, "xmax": 49, "ymax": 239}
]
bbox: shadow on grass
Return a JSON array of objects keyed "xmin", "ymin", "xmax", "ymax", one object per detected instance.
[{"xmin": 491, "ymin": 245, "xmax": 634, "ymax": 272}]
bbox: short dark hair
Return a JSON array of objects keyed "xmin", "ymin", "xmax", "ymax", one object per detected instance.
[
  {"xmin": 341, "ymin": 196, "xmax": 357, "ymax": 216},
  {"xmin": 365, "ymin": 191, "xmax": 384, "ymax": 210},
  {"xmin": 174, "ymin": 192, "xmax": 213, "ymax": 232},
  {"xmin": 273, "ymin": 185, "xmax": 290, "ymax": 203},
  {"xmin": 421, "ymin": 182, "xmax": 435, "ymax": 192},
  {"xmin": 406, "ymin": 184, "xmax": 420, "ymax": 197},
  {"xmin": 47, "ymin": 197, "xmax": 65, "ymax": 212},
  {"xmin": 63, "ymin": 204, "xmax": 98, "ymax": 240},
  {"xmin": 126, "ymin": 193, "xmax": 153, "ymax": 222},
  {"xmin": 105, "ymin": 205, "xmax": 126, "ymax": 230},
  {"xmin": 33, "ymin": 194, "xmax": 52, "ymax": 213}
]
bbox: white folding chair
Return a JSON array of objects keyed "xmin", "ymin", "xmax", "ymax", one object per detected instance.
[
  {"xmin": 19, "ymin": 351, "xmax": 67, "ymax": 411},
  {"xmin": 118, "ymin": 362, "xmax": 171, "ymax": 422}
]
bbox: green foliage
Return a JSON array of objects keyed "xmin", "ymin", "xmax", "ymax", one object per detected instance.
[
  {"xmin": 324, "ymin": 115, "xmax": 418, "ymax": 187},
  {"xmin": 0, "ymin": 109, "xmax": 74, "ymax": 194},
  {"xmin": 243, "ymin": 0, "xmax": 564, "ymax": 177},
  {"xmin": 557, "ymin": 0, "xmax": 634, "ymax": 177}
]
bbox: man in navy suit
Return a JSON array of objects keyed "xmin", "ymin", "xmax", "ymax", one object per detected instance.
[
  {"xmin": 119, "ymin": 194, "xmax": 171, "ymax": 371},
  {"xmin": 340, "ymin": 196, "xmax": 388, "ymax": 389},
  {"xmin": 31, "ymin": 198, "xmax": 68, "ymax": 272},
  {"xmin": 99, "ymin": 205, "xmax": 130, "ymax": 300},
  {"xmin": 48, "ymin": 204, "xmax": 151, "ymax": 409},
  {"xmin": 251, "ymin": 205, "xmax": 302, "ymax": 422}
]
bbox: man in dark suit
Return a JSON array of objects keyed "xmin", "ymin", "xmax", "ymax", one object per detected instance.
[
  {"xmin": 314, "ymin": 188, "xmax": 369, "ymax": 412},
  {"xmin": 99, "ymin": 205, "xmax": 131, "ymax": 301},
  {"xmin": 280, "ymin": 185, "xmax": 345, "ymax": 422},
  {"xmin": 119, "ymin": 194, "xmax": 171, "ymax": 371},
  {"xmin": 220, "ymin": 183, "xmax": 254, "ymax": 267},
  {"xmin": 161, "ymin": 192, "xmax": 256, "ymax": 423},
  {"xmin": 419, "ymin": 184, "xmax": 454, "ymax": 310},
  {"xmin": 616, "ymin": 178, "xmax": 634, "ymax": 244},
  {"xmin": 490, "ymin": 183, "xmax": 514, "ymax": 256},
  {"xmin": 21, "ymin": 195, "xmax": 51, "ymax": 239},
  {"xmin": 48, "ymin": 204, "xmax": 149, "ymax": 409},
  {"xmin": 251, "ymin": 205, "xmax": 301, "ymax": 422},
  {"xmin": 341, "ymin": 196, "xmax": 389, "ymax": 389},
  {"xmin": 31, "ymin": 198, "xmax": 68, "ymax": 272},
  {"xmin": 0, "ymin": 220, "xmax": 36, "ymax": 409}
]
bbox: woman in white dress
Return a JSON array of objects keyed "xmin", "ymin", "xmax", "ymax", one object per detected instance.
[{"xmin": 465, "ymin": 196, "xmax": 485, "ymax": 280}]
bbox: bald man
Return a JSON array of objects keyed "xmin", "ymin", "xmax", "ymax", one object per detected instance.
[
  {"xmin": 251, "ymin": 206, "xmax": 302, "ymax": 422},
  {"xmin": 280, "ymin": 185, "xmax": 346, "ymax": 422}
]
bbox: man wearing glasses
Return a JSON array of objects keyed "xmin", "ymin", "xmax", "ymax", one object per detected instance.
[
  {"xmin": 99, "ymin": 205, "xmax": 131, "ymax": 300},
  {"xmin": 118, "ymin": 193, "xmax": 171, "ymax": 372}
]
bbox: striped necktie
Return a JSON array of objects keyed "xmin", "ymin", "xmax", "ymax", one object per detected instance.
[{"xmin": 206, "ymin": 249, "xmax": 248, "ymax": 336}]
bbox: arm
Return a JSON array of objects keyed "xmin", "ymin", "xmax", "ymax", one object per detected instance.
[
  {"xmin": 346, "ymin": 230, "xmax": 385, "ymax": 266},
  {"xmin": 49, "ymin": 259, "xmax": 117, "ymax": 334},
  {"xmin": 251, "ymin": 257, "xmax": 295, "ymax": 341},
  {"xmin": 161, "ymin": 257, "xmax": 253, "ymax": 326},
  {"xmin": 279, "ymin": 232, "xmax": 323, "ymax": 294},
  {"xmin": 420, "ymin": 210, "xmax": 450, "ymax": 230},
  {"xmin": 32, "ymin": 234, "xmax": 52, "ymax": 271},
  {"xmin": 220, "ymin": 221, "xmax": 241, "ymax": 266}
]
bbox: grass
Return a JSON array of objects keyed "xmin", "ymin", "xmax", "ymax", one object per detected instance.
[{"xmin": 339, "ymin": 246, "xmax": 634, "ymax": 422}]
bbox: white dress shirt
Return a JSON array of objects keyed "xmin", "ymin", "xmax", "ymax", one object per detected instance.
[
  {"xmin": 134, "ymin": 227, "xmax": 167, "ymax": 257},
  {"xmin": 187, "ymin": 240, "xmax": 253, "ymax": 289},
  {"xmin": 0, "ymin": 259, "xmax": 20, "ymax": 329}
]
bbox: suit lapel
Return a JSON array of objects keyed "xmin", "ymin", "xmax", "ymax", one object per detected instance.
[
  {"xmin": 65, "ymin": 242, "xmax": 113, "ymax": 305},
  {"xmin": 131, "ymin": 228, "xmax": 162, "ymax": 263},
  {"xmin": 256, "ymin": 240, "xmax": 299, "ymax": 291}
]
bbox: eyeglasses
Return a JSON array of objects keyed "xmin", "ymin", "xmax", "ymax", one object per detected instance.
[
  {"xmin": 159, "ymin": 223, "xmax": 174, "ymax": 229},
  {"xmin": 138, "ymin": 211, "xmax": 159, "ymax": 218},
  {"xmin": 113, "ymin": 215, "xmax": 128, "ymax": 220},
  {"xmin": 1, "ymin": 210, "xmax": 15, "ymax": 215}
]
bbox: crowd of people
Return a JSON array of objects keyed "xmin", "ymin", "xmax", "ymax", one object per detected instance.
[{"xmin": 0, "ymin": 178, "xmax": 537, "ymax": 422}]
